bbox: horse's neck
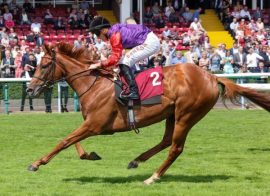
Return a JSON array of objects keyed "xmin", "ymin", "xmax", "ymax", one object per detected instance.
[{"xmin": 61, "ymin": 58, "xmax": 95, "ymax": 97}]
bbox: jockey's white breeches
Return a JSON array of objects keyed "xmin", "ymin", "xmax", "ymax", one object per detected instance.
[{"xmin": 119, "ymin": 32, "xmax": 160, "ymax": 67}]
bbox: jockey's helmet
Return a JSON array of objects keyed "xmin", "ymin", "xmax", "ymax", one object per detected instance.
[{"xmin": 88, "ymin": 16, "xmax": 111, "ymax": 36}]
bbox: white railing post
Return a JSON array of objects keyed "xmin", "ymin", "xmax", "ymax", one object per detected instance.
[{"xmin": 57, "ymin": 82, "xmax": 61, "ymax": 113}]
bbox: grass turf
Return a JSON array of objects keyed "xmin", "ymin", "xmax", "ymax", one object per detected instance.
[{"xmin": 0, "ymin": 109, "xmax": 269, "ymax": 195}]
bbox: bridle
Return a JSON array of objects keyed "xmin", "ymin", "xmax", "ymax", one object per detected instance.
[{"xmin": 32, "ymin": 49, "xmax": 117, "ymax": 98}]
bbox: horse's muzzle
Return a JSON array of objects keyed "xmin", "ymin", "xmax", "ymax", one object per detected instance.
[{"xmin": 26, "ymin": 86, "xmax": 42, "ymax": 98}]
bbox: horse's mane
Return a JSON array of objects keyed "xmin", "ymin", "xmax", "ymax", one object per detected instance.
[
  {"xmin": 54, "ymin": 42, "xmax": 98, "ymax": 63},
  {"xmin": 52, "ymin": 42, "xmax": 114, "ymax": 77}
]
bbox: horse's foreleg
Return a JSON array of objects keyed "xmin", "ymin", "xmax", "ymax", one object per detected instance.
[
  {"xmin": 144, "ymin": 122, "xmax": 188, "ymax": 185},
  {"xmin": 28, "ymin": 122, "xmax": 96, "ymax": 171},
  {"xmin": 128, "ymin": 115, "xmax": 174, "ymax": 169},
  {"xmin": 75, "ymin": 143, "xmax": 101, "ymax": 160}
]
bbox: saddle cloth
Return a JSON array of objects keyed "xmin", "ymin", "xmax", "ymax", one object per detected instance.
[{"xmin": 115, "ymin": 66, "xmax": 164, "ymax": 105}]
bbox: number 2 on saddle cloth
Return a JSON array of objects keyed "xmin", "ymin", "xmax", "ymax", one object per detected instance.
[{"xmin": 115, "ymin": 66, "xmax": 164, "ymax": 105}]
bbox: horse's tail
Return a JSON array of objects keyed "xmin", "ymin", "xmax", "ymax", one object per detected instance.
[{"xmin": 217, "ymin": 77, "xmax": 270, "ymax": 112}]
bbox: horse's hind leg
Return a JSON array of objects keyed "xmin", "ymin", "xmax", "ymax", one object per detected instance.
[
  {"xmin": 128, "ymin": 115, "xmax": 174, "ymax": 169},
  {"xmin": 144, "ymin": 103, "xmax": 215, "ymax": 185},
  {"xmin": 28, "ymin": 121, "xmax": 96, "ymax": 171},
  {"xmin": 144, "ymin": 122, "xmax": 189, "ymax": 185},
  {"xmin": 75, "ymin": 143, "xmax": 101, "ymax": 161}
]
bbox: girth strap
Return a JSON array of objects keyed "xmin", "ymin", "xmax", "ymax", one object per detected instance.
[{"xmin": 127, "ymin": 100, "xmax": 140, "ymax": 134}]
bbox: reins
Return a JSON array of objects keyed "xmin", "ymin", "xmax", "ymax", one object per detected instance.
[{"xmin": 33, "ymin": 50, "xmax": 121, "ymax": 98}]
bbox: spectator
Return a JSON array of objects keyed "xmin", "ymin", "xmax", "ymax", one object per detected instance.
[
  {"xmin": 0, "ymin": 0, "xmax": 8, "ymax": 9},
  {"xmin": 246, "ymin": 47, "xmax": 264, "ymax": 72},
  {"xmin": 34, "ymin": 46, "xmax": 44, "ymax": 65},
  {"xmin": 192, "ymin": 7, "xmax": 202, "ymax": 20},
  {"xmin": 216, "ymin": 43, "xmax": 226, "ymax": 58},
  {"xmin": 151, "ymin": 2, "xmax": 161, "ymax": 17},
  {"xmin": 4, "ymin": 14, "xmax": 15, "ymax": 30},
  {"xmin": 153, "ymin": 14, "xmax": 165, "ymax": 28},
  {"xmin": 26, "ymin": 31, "xmax": 36, "ymax": 43},
  {"xmin": 248, "ymin": 19, "xmax": 258, "ymax": 32},
  {"xmin": 184, "ymin": 45, "xmax": 199, "ymax": 64},
  {"xmin": 19, "ymin": 40, "xmax": 29, "ymax": 53},
  {"xmin": 201, "ymin": 35, "xmax": 210, "ymax": 49},
  {"xmin": 44, "ymin": 86, "xmax": 53, "ymax": 113},
  {"xmin": 169, "ymin": 25, "xmax": 180, "ymax": 40},
  {"xmin": 44, "ymin": 9, "xmax": 54, "ymax": 24},
  {"xmin": 229, "ymin": 42, "xmax": 239, "ymax": 56},
  {"xmin": 9, "ymin": 0, "xmax": 18, "ymax": 12},
  {"xmin": 233, "ymin": 46, "xmax": 247, "ymax": 71},
  {"xmin": 144, "ymin": 6, "xmax": 153, "ymax": 23},
  {"xmin": 8, "ymin": 28, "xmax": 17, "ymax": 43},
  {"xmin": 182, "ymin": 32, "xmax": 191, "ymax": 46},
  {"xmin": 1, "ymin": 33, "xmax": 10, "ymax": 47},
  {"xmin": 11, "ymin": 45, "xmax": 19, "ymax": 57},
  {"xmin": 0, "ymin": 16, "xmax": 5, "ymax": 28},
  {"xmin": 83, "ymin": 9, "xmax": 93, "ymax": 27},
  {"xmin": 54, "ymin": 17, "xmax": 65, "ymax": 30},
  {"xmin": 255, "ymin": 61, "xmax": 269, "ymax": 83},
  {"xmin": 15, "ymin": 50, "xmax": 23, "ymax": 78},
  {"xmin": 0, "ymin": 49, "xmax": 15, "ymax": 77},
  {"xmin": 253, "ymin": 7, "xmax": 263, "ymax": 21},
  {"xmin": 170, "ymin": 50, "xmax": 186, "ymax": 64},
  {"xmin": 209, "ymin": 50, "xmax": 222, "ymax": 72},
  {"xmin": 182, "ymin": 7, "xmax": 193, "ymax": 23},
  {"xmin": 3, "ymin": 9, "xmax": 13, "ymax": 21},
  {"xmin": 12, "ymin": 9, "xmax": 20, "ymax": 24},
  {"xmin": 255, "ymin": 29, "xmax": 265, "ymax": 44},
  {"xmin": 231, "ymin": 6, "xmax": 240, "ymax": 20},
  {"xmin": 31, "ymin": 19, "xmax": 41, "ymax": 34},
  {"xmin": 199, "ymin": 51, "xmax": 210, "ymax": 70},
  {"xmin": 85, "ymin": 32, "xmax": 95, "ymax": 45},
  {"xmin": 35, "ymin": 32, "xmax": 44, "ymax": 47},
  {"xmin": 20, "ymin": 9, "xmax": 31, "ymax": 25},
  {"xmin": 190, "ymin": 18, "xmax": 205, "ymax": 34},
  {"xmin": 69, "ymin": 15, "xmax": 80, "ymax": 29},
  {"xmin": 59, "ymin": 79, "xmax": 69, "ymax": 113},
  {"xmin": 74, "ymin": 35, "xmax": 84, "ymax": 48},
  {"xmin": 20, "ymin": 53, "xmax": 36, "ymax": 111},
  {"xmin": 23, "ymin": 0, "xmax": 33, "ymax": 13},
  {"xmin": 79, "ymin": 0, "xmax": 89, "ymax": 11},
  {"xmin": 162, "ymin": 26, "xmax": 171, "ymax": 38},
  {"xmin": 239, "ymin": 6, "xmax": 251, "ymax": 21},
  {"xmin": 68, "ymin": 9, "xmax": 77, "ymax": 24},
  {"xmin": 256, "ymin": 18, "xmax": 264, "ymax": 31},
  {"xmin": 94, "ymin": 37, "xmax": 105, "ymax": 51},
  {"xmin": 165, "ymin": 2, "xmax": 178, "ymax": 23},
  {"xmin": 223, "ymin": 50, "xmax": 234, "ymax": 73}
]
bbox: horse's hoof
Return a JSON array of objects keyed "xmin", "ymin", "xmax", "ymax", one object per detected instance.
[
  {"xmin": 28, "ymin": 165, "xmax": 38, "ymax": 172},
  {"xmin": 127, "ymin": 161, "xmax": 139, "ymax": 169},
  {"xmin": 88, "ymin": 152, "xmax": 102, "ymax": 160}
]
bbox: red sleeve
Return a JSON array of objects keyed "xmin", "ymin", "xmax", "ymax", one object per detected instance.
[{"xmin": 101, "ymin": 32, "xmax": 123, "ymax": 67}]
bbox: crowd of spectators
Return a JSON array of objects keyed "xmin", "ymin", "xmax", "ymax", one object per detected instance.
[
  {"xmin": 137, "ymin": 0, "xmax": 270, "ymax": 76},
  {"xmin": 0, "ymin": 0, "xmax": 269, "ymax": 112}
]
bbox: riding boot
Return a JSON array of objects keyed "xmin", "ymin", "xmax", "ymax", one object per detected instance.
[{"xmin": 119, "ymin": 64, "xmax": 139, "ymax": 100}]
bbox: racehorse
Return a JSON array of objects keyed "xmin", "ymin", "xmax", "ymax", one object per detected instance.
[{"xmin": 26, "ymin": 43, "xmax": 270, "ymax": 185}]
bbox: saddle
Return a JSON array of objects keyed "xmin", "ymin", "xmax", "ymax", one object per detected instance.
[
  {"xmin": 114, "ymin": 66, "xmax": 164, "ymax": 133},
  {"xmin": 115, "ymin": 66, "xmax": 164, "ymax": 105}
]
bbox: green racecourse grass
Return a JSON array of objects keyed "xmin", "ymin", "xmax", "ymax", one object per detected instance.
[{"xmin": 0, "ymin": 109, "xmax": 269, "ymax": 196}]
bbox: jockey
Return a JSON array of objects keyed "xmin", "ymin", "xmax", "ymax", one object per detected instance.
[{"xmin": 88, "ymin": 16, "xmax": 160, "ymax": 100}]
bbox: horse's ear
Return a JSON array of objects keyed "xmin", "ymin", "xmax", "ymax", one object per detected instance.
[{"xmin": 43, "ymin": 44, "xmax": 51, "ymax": 55}]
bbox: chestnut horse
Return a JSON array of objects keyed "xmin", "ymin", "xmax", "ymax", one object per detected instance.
[{"xmin": 27, "ymin": 43, "xmax": 270, "ymax": 184}]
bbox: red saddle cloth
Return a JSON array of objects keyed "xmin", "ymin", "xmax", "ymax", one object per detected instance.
[{"xmin": 134, "ymin": 66, "xmax": 164, "ymax": 101}]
